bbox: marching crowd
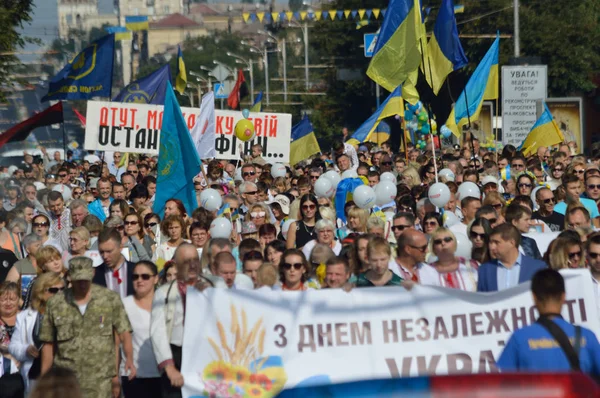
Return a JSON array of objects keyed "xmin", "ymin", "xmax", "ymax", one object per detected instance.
[{"xmin": 0, "ymin": 136, "xmax": 600, "ymax": 397}]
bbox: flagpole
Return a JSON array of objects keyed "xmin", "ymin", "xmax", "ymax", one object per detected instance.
[
  {"xmin": 494, "ymin": 97, "xmax": 499, "ymax": 162},
  {"xmin": 418, "ymin": 40, "xmax": 438, "ymax": 182},
  {"xmin": 60, "ymin": 101, "xmax": 67, "ymax": 162},
  {"xmin": 462, "ymin": 88, "xmax": 477, "ymax": 161}
]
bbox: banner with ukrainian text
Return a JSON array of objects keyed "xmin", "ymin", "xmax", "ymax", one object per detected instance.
[
  {"xmin": 84, "ymin": 100, "xmax": 291, "ymax": 161},
  {"xmin": 181, "ymin": 270, "xmax": 599, "ymax": 397}
]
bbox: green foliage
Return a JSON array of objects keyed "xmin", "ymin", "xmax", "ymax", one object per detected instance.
[{"xmin": 289, "ymin": 0, "xmax": 303, "ymax": 12}]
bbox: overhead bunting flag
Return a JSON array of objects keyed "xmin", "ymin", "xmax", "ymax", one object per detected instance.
[
  {"xmin": 241, "ymin": 8, "xmax": 389, "ymax": 23},
  {"xmin": 351, "ymin": 10, "xmax": 358, "ymax": 18},
  {"xmin": 227, "ymin": 69, "xmax": 248, "ymax": 110},
  {"xmin": 337, "ymin": 11, "xmax": 344, "ymax": 20},
  {"xmin": 366, "ymin": 0, "xmax": 424, "ymax": 92},
  {"xmin": 519, "ymin": 103, "xmax": 565, "ymax": 156},
  {"xmin": 358, "ymin": 9, "xmax": 366, "ymax": 19},
  {"xmin": 347, "ymin": 86, "xmax": 403, "ymax": 146},
  {"xmin": 41, "ymin": 34, "xmax": 114, "ymax": 102},
  {"xmin": 0, "ymin": 102, "xmax": 64, "ymax": 148},
  {"xmin": 113, "ymin": 63, "xmax": 171, "ymax": 104},
  {"xmin": 423, "ymin": 0, "xmax": 468, "ymax": 95},
  {"xmin": 373, "ymin": 9, "xmax": 381, "ymax": 18},
  {"xmin": 290, "ymin": 116, "xmax": 321, "ymax": 166},
  {"xmin": 271, "ymin": 12, "xmax": 279, "ymax": 22},
  {"xmin": 322, "ymin": 11, "xmax": 329, "ymax": 19},
  {"xmin": 125, "ymin": 16, "xmax": 149, "ymax": 31},
  {"xmin": 243, "ymin": 13, "xmax": 249, "ymax": 22},
  {"xmin": 344, "ymin": 10, "xmax": 351, "ymax": 18},
  {"xmin": 250, "ymin": 91, "xmax": 263, "ymax": 112},
  {"xmin": 153, "ymin": 82, "xmax": 201, "ymax": 218},
  {"xmin": 300, "ymin": 11, "xmax": 307, "ymax": 20},
  {"xmin": 257, "ymin": 12, "xmax": 264, "ymax": 22},
  {"xmin": 329, "ymin": 11, "xmax": 336, "ymax": 20},
  {"xmin": 445, "ymin": 35, "xmax": 499, "ymax": 137},
  {"xmin": 175, "ymin": 46, "xmax": 187, "ymax": 96},
  {"xmin": 286, "ymin": 11, "xmax": 293, "ymax": 21},
  {"xmin": 315, "ymin": 11, "xmax": 322, "ymax": 20}
]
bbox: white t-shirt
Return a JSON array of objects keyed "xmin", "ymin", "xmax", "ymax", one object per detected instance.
[
  {"xmin": 121, "ymin": 296, "xmax": 160, "ymax": 378},
  {"xmin": 421, "ymin": 260, "xmax": 479, "ymax": 292}
]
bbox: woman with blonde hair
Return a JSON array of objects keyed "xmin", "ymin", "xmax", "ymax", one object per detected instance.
[
  {"xmin": 271, "ymin": 177, "xmax": 288, "ymax": 195},
  {"xmin": 400, "ymin": 167, "xmax": 421, "ymax": 188},
  {"xmin": 244, "ymin": 203, "xmax": 276, "ymax": 229},
  {"xmin": 63, "ymin": 227, "xmax": 102, "ymax": 267},
  {"xmin": 421, "ymin": 227, "xmax": 478, "ymax": 291},
  {"xmin": 35, "ymin": 246, "xmax": 66, "ymax": 277},
  {"xmin": 483, "ymin": 191, "xmax": 506, "ymax": 216},
  {"xmin": 345, "ymin": 206, "xmax": 369, "ymax": 235},
  {"xmin": 548, "ymin": 236, "xmax": 584, "ymax": 270},
  {"xmin": 356, "ymin": 237, "xmax": 403, "ymax": 287},
  {"xmin": 9, "ymin": 272, "xmax": 64, "ymax": 393}
]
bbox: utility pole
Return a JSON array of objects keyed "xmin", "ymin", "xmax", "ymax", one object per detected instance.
[
  {"xmin": 282, "ymin": 38, "xmax": 287, "ymax": 103},
  {"xmin": 513, "ymin": 0, "xmax": 520, "ymax": 57},
  {"xmin": 264, "ymin": 50, "xmax": 269, "ymax": 107},
  {"xmin": 303, "ymin": 22, "xmax": 309, "ymax": 91}
]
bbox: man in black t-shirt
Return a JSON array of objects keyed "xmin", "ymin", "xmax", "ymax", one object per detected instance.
[
  {"xmin": 0, "ymin": 247, "xmax": 18, "ymax": 283},
  {"xmin": 532, "ymin": 187, "xmax": 564, "ymax": 232}
]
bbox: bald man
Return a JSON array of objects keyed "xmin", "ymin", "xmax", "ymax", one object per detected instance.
[
  {"xmin": 537, "ymin": 146, "xmax": 547, "ymax": 165},
  {"xmin": 390, "ymin": 229, "xmax": 437, "ymax": 283}
]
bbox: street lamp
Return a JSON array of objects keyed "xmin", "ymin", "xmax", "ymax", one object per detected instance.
[
  {"xmin": 242, "ymin": 41, "xmax": 271, "ymax": 107},
  {"xmin": 227, "ymin": 51, "xmax": 255, "ymax": 100},
  {"xmin": 190, "ymin": 70, "xmax": 212, "ymax": 91},
  {"xmin": 287, "ymin": 20, "xmax": 310, "ymax": 91},
  {"xmin": 258, "ymin": 31, "xmax": 288, "ymax": 103}
]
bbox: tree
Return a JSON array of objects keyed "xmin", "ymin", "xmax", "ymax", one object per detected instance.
[
  {"xmin": 0, "ymin": 0, "xmax": 36, "ymax": 99},
  {"xmin": 289, "ymin": 0, "xmax": 303, "ymax": 12}
]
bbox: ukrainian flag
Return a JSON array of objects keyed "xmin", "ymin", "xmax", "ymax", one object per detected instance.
[
  {"xmin": 250, "ymin": 91, "xmax": 263, "ymax": 112},
  {"xmin": 175, "ymin": 46, "xmax": 187, "ymax": 95},
  {"xmin": 423, "ymin": 0, "xmax": 468, "ymax": 94},
  {"xmin": 125, "ymin": 16, "xmax": 149, "ymax": 31},
  {"xmin": 519, "ymin": 104, "xmax": 565, "ymax": 156},
  {"xmin": 348, "ymin": 86, "xmax": 403, "ymax": 146},
  {"xmin": 366, "ymin": 0, "xmax": 424, "ymax": 92},
  {"xmin": 445, "ymin": 35, "xmax": 499, "ymax": 137},
  {"xmin": 290, "ymin": 116, "xmax": 321, "ymax": 166}
]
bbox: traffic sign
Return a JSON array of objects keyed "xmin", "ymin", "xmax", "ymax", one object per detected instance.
[
  {"xmin": 364, "ymin": 33, "xmax": 378, "ymax": 58},
  {"xmin": 211, "ymin": 65, "xmax": 231, "ymax": 82},
  {"xmin": 214, "ymin": 83, "xmax": 229, "ymax": 99}
]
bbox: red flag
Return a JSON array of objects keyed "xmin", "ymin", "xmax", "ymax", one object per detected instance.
[
  {"xmin": 227, "ymin": 69, "xmax": 248, "ymax": 110},
  {"xmin": 73, "ymin": 108, "xmax": 86, "ymax": 127},
  {"xmin": 0, "ymin": 102, "xmax": 64, "ymax": 148}
]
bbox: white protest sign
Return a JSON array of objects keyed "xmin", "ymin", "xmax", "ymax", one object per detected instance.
[
  {"xmin": 181, "ymin": 270, "xmax": 599, "ymax": 398},
  {"xmin": 501, "ymin": 65, "xmax": 547, "ymax": 147},
  {"xmin": 84, "ymin": 100, "xmax": 292, "ymax": 162}
]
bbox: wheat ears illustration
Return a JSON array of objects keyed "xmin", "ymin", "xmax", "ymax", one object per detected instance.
[{"xmin": 208, "ymin": 304, "xmax": 267, "ymax": 369}]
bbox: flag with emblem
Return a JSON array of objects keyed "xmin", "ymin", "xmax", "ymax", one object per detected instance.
[
  {"xmin": 41, "ymin": 34, "xmax": 115, "ymax": 102},
  {"xmin": 113, "ymin": 64, "xmax": 171, "ymax": 104},
  {"xmin": 153, "ymin": 81, "xmax": 201, "ymax": 218}
]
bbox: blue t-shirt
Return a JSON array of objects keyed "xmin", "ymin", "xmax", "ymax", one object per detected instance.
[
  {"xmin": 497, "ymin": 317, "xmax": 600, "ymax": 375},
  {"xmin": 553, "ymin": 198, "xmax": 599, "ymax": 218}
]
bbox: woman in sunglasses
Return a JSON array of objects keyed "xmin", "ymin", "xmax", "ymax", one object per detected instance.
[
  {"xmin": 422, "ymin": 212, "xmax": 443, "ymax": 237},
  {"xmin": 356, "ymin": 236, "xmax": 403, "ymax": 287},
  {"xmin": 124, "ymin": 213, "xmax": 153, "ymax": 260},
  {"xmin": 516, "ymin": 173, "xmax": 536, "ymax": 197},
  {"xmin": 279, "ymin": 249, "xmax": 311, "ymax": 291},
  {"xmin": 244, "ymin": 203, "xmax": 275, "ymax": 229},
  {"xmin": 286, "ymin": 194, "xmax": 321, "ymax": 250},
  {"xmin": 422, "ymin": 228, "xmax": 478, "ymax": 291},
  {"xmin": 31, "ymin": 214, "xmax": 61, "ymax": 252},
  {"xmin": 9, "ymin": 272, "xmax": 64, "ymax": 393},
  {"xmin": 469, "ymin": 218, "xmax": 492, "ymax": 264},
  {"xmin": 548, "ymin": 236, "xmax": 584, "ymax": 270},
  {"xmin": 547, "ymin": 162, "xmax": 565, "ymax": 190},
  {"xmin": 143, "ymin": 213, "xmax": 161, "ymax": 243},
  {"xmin": 120, "ymin": 261, "xmax": 161, "ymax": 398}
]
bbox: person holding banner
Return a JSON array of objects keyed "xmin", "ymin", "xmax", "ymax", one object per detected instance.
[{"xmin": 357, "ymin": 237, "xmax": 403, "ymax": 287}]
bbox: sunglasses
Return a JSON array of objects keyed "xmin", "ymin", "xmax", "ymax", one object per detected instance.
[
  {"xmin": 283, "ymin": 262, "xmax": 303, "ymax": 270},
  {"xmin": 381, "ymin": 161, "xmax": 393, "ymax": 166},
  {"xmin": 46, "ymin": 287, "xmax": 64, "ymax": 294},
  {"xmin": 245, "ymin": 191, "xmax": 258, "ymax": 196},
  {"xmin": 145, "ymin": 222, "xmax": 158, "ymax": 228},
  {"xmin": 124, "ymin": 220, "xmax": 139, "ymax": 226},
  {"xmin": 87, "ymin": 200, "xmax": 94, "ymax": 204},
  {"xmin": 251, "ymin": 211, "xmax": 266, "ymax": 218},
  {"xmin": 486, "ymin": 218, "xmax": 497, "ymax": 225},
  {"xmin": 243, "ymin": 171, "xmax": 256, "ymax": 177},
  {"xmin": 73, "ymin": 191, "xmax": 82, "ymax": 195},
  {"xmin": 574, "ymin": 170, "xmax": 585, "ymax": 174},
  {"xmin": 33, "ymin": 222, "xmax": 49, "ymax": 227},
  {"xmin": 542, "ymin": 198, "xmax": 555, "ymax": 204},
  {"xmin": 588, "ymin": 184, "xmax": 600, "ymax": 190},
  {"xmin": 512, "ymin": 164, "xmax": 525, "ymax": 169},
  {"xmin": 310, "ymin": 175, "xmax": 320, "ymax": 180},
  {"xmin": 433, "ymin": 236, "xmax": 453, "ymax": 245},
  {"xmin": 470, "ymin": 231, "xmax": 486, "ymax": 240},
  {"xmin": 518, "ymin": 183, "xmax": 533, "ymax": 189},
  {"xmin": 58, "ymin": 174, "xmax": 67, "ymax": 177},
  {"xmin": 588, "ymin": 252, "xmax": 600, "ymax": 259},
  {"xmin": 491, "ymin": 203, "xmax": 503, "ymax": 210},
  {"xmin": 132, "ymin": 273, "xmax": 154, "ymax": 281},
  {"xmin": 116, "ymin": 225, "xmax": 125, "ymax": 231},
  {"xmin": 568, "ymin": 251, "xmax": 582, "ymax": 260},
  {"xmin": 392, "ymin": 225, "xmax": 410, "ymax": 232},
  {"xmin": 553, "ymin": 168, "xmax": 564, "ymax": 172},
  {"xmin": 424, "ymin": 221, "xmax": 439, "ymax": 227},
  {"xmin": 302, "ymin": 204, "xmax": 316, "ymax": 211},
  {"xmin": 409, "ymin": 244, "xmax": 428, "ymax": 252}
]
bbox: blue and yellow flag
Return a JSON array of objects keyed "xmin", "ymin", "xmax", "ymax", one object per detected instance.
[
  {"xmin": 366, "ymin": 0, "xmax": 424, "ymax": 92},
  {"xmin": 445, "ymin": 35, "xmax": 499, "ymax": 137},
  {"xmin": 290, "ymin": 116, "xmax": 321, "ymax": 166},
  {"xmin": 519, "ymin": 104, "xmax": 565, "ymax": 156},
  {"xmin": 125, "ymin": 16, "xmax": 149, "ymax": 31},
  {"xmin": 153, "ymin": 81, "xmax": 201, "ymax": 218},
  {"xmin": 175, "ymin": 46, "xmax": 187, "ymax": 95},
  {"xmin": 423, "ymin": 0, "xmax": 468, "ymax": 94},
  {"xmin": 113, "ymin": 64, "xmax": 171, "ymax": 104},
  {"xmin": 41, "ymin": 34, "xmax": 114, "ymax": 102},
  {"xmin": 250, "ymin": 91, "xmax": 263, "ymax": 112},
  {"xmin": 348, "ymin": 86, "xmax": 403, "ymax": 146},
  {"xmin": 104, "ymin": 26, "xmax": 132, "ymax": 41}
]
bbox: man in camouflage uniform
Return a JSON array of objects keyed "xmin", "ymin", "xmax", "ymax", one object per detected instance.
[{"xmin": 39, "ymin": 256, "xmax": 136, "ymax": 398}]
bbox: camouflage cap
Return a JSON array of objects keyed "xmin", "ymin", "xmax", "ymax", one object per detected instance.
[{"xmin": 69, "ymin": 256, "xmax": 94, "ymax": 281}]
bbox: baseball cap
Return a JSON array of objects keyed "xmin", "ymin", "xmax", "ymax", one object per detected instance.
[
  {"xmin": 481, "ymin": 175, "xmax": 499, "ymax": 186},
  {"xmin": 69, "ymin": 257, "xmax": 94, "ymax": 281},
  {"xmin": 268, "ymin": 194, "xmax": 290, "ymax": 215}
]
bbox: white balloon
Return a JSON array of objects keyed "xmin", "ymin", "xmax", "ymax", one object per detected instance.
[
  {"xmin": 353, "ymin": 185, "xmax": 376, "ymax": 209},
  {"xmin": 199, "ymin": 188, "xmax": 222, "ymax": 211},
  {"xmin": 209, "ymin": 217, "xmax": 232, "ymax": 238},
  {"xmin": 428, "ymin": 182, "xmax": 451, "ymax": 208},
  {"xmin": 438, "ymin": 168, "xmax": 455, "ymax": 182},
  {"xmin": 374, "ymin": 181, "xmax": 397, "ymax": 206},
  {"xmin": 383, "ymin": 211, "xmax": 395, "ymax": 222},
  {"xmin": 380, "ymin": 172, "xmax": 397, "ymax": 184},
  {"xmin": 314, "ymin": 177, "xmax": 335, "ymax": 198},
  {"xmin": 454, "ymin": 232, "xmax": 472, "ymax": 259},
  {"xmin": 457, "ymin": 181, "xmax": 480, "ymax": 200},
  {"xmin": 234, "ymin": 168, "xmax": 243, "ymax": 181},
  {"xmin": 323, "ymin": 170, "xmax": 341, "ymax": 188},
  {"xmin": 341, "ymin": 169, "xmax": 358, "ymax": 179},
  {"xmin": 443, "ymin": 211, "xmax": 460, "ymax": 227},
  {"xmin": 271, "ymin": 163, "xmax": 287, "ymax": 178},
  {"xmin": 281, "ymin": 219, "xmax": 296, "ymax": 240}
]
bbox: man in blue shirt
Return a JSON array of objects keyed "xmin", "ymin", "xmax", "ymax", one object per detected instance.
[
  {"xmin": 554, "ymin": 174, "xmax": 599, "ymax": 218},
  {"xmin": 498, "ymin": 269, "xmax": 600, "ymax": 376}
]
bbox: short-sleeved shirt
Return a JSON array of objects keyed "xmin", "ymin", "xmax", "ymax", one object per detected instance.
[
  {"xmin": 356, "ymin": 272, "xmax": 404, "ymax": 287},
  {"xmin": 532, "ymin": 211, "xmax": 564, "ymax": 232},
  {"xmin": 39, "ymin": 284, "xmax": 131, "ymax": 382},
  {"xmin": 498, "ymin": 317, "xmax": 600, "ymax": 375},
  {"xmin": 554, "ymin": 198, "xmax": 599, "ymax": 219}
]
